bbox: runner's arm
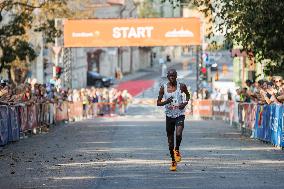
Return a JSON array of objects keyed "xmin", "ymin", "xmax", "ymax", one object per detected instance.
[
  {"xmin": 179, "ymin": 84, "xmax": 190, "ymax": 109},
  {"xmin": 277, "ymin": 95, "xmax": 284, "ymax": 103},
  {"xmin": 157, "ymin": 86, "xmax": 172, "ymax": 106}
]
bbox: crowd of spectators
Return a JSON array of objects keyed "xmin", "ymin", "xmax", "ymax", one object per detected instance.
[
  {"xmin": 235, "ymin": 76, "xmax": 284, "ymax": 105},
  {"xmin": 194, "ymin": 76, "xmax": 284, "ymax": 105},
  {"xmin": 0, "ymin": 77, "xmax": 133, "ymax": 115}
]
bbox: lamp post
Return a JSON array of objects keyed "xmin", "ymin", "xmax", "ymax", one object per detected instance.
[{"xmin": 129, "ymin": 3, "xmax": 138, "ymax": 73}]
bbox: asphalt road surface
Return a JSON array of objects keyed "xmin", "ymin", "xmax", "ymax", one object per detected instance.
[
  {"xmin": 0, "ymin": 104, "xmax": 284, "ymax": 189},
  {"xmin": 1, "ymin": 61, "xmax": 283, "ymax": 189}
]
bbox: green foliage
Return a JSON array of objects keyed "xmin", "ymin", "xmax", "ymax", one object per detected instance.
[
  {"xmin": 0, "ymin": 11, "xmax": 36, "ymax": 72},
  {"xmin": 138, "ymin": 0, "xmax": 160, "ymax": 18},
  {"xmin": 0, "ymin": 0, "xmax": 69, "ymax": 75},
  {"xmin": 161, "ymin": 0, "xmax": 193, "ymax": 8},
  {"xmin": 34, "ymin": 19, "xmax": 61, "ymax": 43},
  {"xmin": 15, "ymin": 40, "xmax": 37, "ymax": 61},
  {"xmin": 1, "ymin": 46, "xmax": 16, "ymax": 64},
  {"xmin": 165, "ymin": 0, "xmax": 284, "ymax": 76}
]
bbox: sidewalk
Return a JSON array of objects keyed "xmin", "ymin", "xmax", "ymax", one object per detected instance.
[
  {"xmin": 113, "ymin": 57, "xmax": 183, "ymax": 86},
  {"xmin": 113, "ymin": 58, "xmax": 185, "ymax": 97}
]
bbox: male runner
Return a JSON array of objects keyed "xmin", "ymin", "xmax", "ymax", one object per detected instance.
[{"xmin": 157, "ymin": 69, "xmax": 190, "ymax": 171}]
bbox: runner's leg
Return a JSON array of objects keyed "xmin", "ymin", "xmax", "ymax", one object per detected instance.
[
  {"xmin": 166, "ymin": 116, "xmax": 176, "ymax": 161},
  {"xmin": 175, "ymin": 115, "xmax": 185, "ymax": 150}
]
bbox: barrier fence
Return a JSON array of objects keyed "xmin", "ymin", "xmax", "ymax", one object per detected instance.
[
  {"xmin": 191, "ymin": 100, "xmax": 284, "ymax": 148},
  {"xmin": 0, "ymin": 101, "xmax": 119, "ymax": 146},
  {"xmin": 1, "ymin": 99, "xmax": 283, "ymax": 148}
]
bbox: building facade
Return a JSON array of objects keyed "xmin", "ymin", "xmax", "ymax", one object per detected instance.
[{"xmin": 27, "ymin": 0, "xmax": 152, "ymax": 89}]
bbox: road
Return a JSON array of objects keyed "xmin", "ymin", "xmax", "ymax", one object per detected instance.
[
  {"xmin": 0, "ymin": 62, "xmax": 284, "ymax": 189},
  {"xmin": 1, "ymin": 105, "xmax": 284, "ymax": 189}
]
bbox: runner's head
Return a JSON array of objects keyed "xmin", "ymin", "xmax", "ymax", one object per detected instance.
[{"xmin": 167, "ymin": 69, "xmax": 177, "ymax": 84}]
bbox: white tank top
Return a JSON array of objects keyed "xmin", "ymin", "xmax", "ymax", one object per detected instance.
[{"xmin": 163, "ymin": 82, "xmax": 185, "ymax": 118}]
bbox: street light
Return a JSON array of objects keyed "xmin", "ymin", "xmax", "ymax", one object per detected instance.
[{"xmin": 52, "ymin": 18, "xmax": 62, "ymax": 78}]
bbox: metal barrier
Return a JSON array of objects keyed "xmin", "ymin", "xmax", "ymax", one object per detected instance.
[
  {"xmin": 253, "ymin": 104, "xmax": 284, "ymax": 147},
  {"xmin": 0, "ymin": 101, "xmax": 81, "ymax": 146},
  {"xmin": 192, "ymin": 100, "xmax": 213, "ymax": 118},
  {"xmin": 0, "ymin": 100, "xmax": 134, "ymax": 146},
  {"xmin": 8, "ymin": 106, "xmax": 20, "ymax": 142},
  {"xmin": 68, "ymin": 101, "xmax": 83, "ymax": 121},
  {"xmin": 1, "ymin": 99, "xmax": 283, "ymax": 148},
  {"xmin": 190, "ymin": 100, "xmax": 284, "ymax": 148},
  {"xmin": 0, "ymin": 106, "xmax": 9, "ymax": 146}
]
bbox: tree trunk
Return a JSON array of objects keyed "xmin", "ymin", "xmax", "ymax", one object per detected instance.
[{"xmin": 7, "ymin": 68, "xmax": 15, "ymax": 85}]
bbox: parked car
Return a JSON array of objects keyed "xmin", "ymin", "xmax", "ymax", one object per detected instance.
[
  {"xmin": 87, "ymin": 71, "xmax": 114, "ymax": 88},
  {"xmin": 210, "ymin": 62, "xmax": 218, "ymax": 72},
  {"xmin": 206, "ymin": 58, "xmax": 218, "ymax": 72}
]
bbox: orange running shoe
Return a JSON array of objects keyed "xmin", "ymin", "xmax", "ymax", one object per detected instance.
[
  {"xmin": 170, "ymin": 161, "xmax": 177, "ymax": 171},
  {"xmin": 174, "ymin": 149, "xmax": 181, "ymax": 162}
]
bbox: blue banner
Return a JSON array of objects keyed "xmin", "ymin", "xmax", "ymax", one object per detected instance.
[
  {"xmin": 7, "ymin": 107, "xmax": 20, "ymax": 142},
  {"xmin": 280, "ymin": 106, "xmax": 284, "ymax": 147},
  {"xmin": 253, "ymin": 104, "xmax": 284, "ymax": 147},
  {"xmin": 270, "ymin": 105, "xmax": 281, "ymax": 146},
  {"xmin": 255, "ymin": 105, "xmax": 266, "ymax": 140},
  {"xmin": 0, "ymin": 106, "xmax": 9, "ymax": 146},
  {"xmin": 263, "ymin": 105, "xmax": 272, "ymax": 142}
]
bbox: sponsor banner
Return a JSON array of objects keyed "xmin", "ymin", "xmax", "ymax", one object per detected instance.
[
  {"xmin": 7, "ymin": 107, "xmax": 20, "ymax": 142},
  {"xmin": 19, "ymin": 105, "xmax": 29, "ymax": 132},
  {"xmin": 192, "ymin": 100, "xmax": 212, "ymax": 117},
  {"xmin": 270, "ymin": 105, "xmax": 282, "ymax": 146},
  {"xmin": 244, "ymin": 103, "xmax": 257, "ymax": 130},
  {"xmin": 263, "ymin": 105, "xmax": 271, "ymax": 142},
  {"xmin": 56, "ymin": 102, "xmax": 69, "ymax": 122},
  {"xmin": 254, "ymin": 105, "xmax": 261, "ymax": 139},
  {"xmin": 280, "ymin": 106, "xmax": 284, "ymax": 147},
  {"xmin": 27, "ymin": 104, "xmax": 38, "ymax": 129},
  {"xmin": 107, "ymin": 0, "xmax": 125, "ymax": 4},
  {"xmin": 0, "ymin": 106, "xmax": 9, "ymax": 146},
  {"xmin": 64, "ymin": 18, "xmax": 201, "ymax": 47},
  {"xmin": 253, "ymin": 104, "xmax": 284, "ymax": 146},
  {"xmin": 212, "ymin": 100, "xmax": 230, "ymax": 118},
  {"xmin": 224, "ymin": 101, "xmax": 237, "ymax": 124},
  {"xmin": 230, "ymin": 101, "xmax": 239, "ymax": 123},
  {"xmin": 68, "ymin": 102, "xmax": 83, "ymax": 120},
  {"xmin": 255, "ymin": 105, "xmax": 269, "ymax": 141}
]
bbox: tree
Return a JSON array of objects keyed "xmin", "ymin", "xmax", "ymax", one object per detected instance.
[
  {"xmin": 0, "ymin": 0, "xmax": 68, "ymax": 84},
  {"xmin": 138, "ymin": 0, "xmax": 159, "ymax": 18},
  {"xmin": 0, "ymin": 0, "xmax": 93, "ymax": 85},
  {"xmin": 164, "ymin": 0, "xmax": 284, "ymax": 76}
]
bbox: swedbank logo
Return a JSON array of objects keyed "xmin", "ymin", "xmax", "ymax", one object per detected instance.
[
  {"xmin": 72, "ymin": 31, "xmax": 100, "ymax": 37},
  {"xmin": 165, "ymin": 28, "xmax": 194, "ymax": 38}
]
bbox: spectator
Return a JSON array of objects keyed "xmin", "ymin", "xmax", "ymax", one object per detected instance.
[
  {"xmin": 241, "ymin": 87, "xmax": 251, "ymax": 103},
  {"xmin": 245, "ymin": 79, "xmax": 256, "ymax": 100},
  {"xmin": 273, "ymin": 76, "xmax": 284, "ymax": 103},
  {"xmin": 235, "ymin": 88, "xmax": 241, "ymax": 102},
  {"xmin": 121, "ymin": 90, "xmax": 132, "ymax": 114},
  {"xmin": 81, "ymin": 89, "xmax": 89, "ymax": 118},
  {"xmin": 205, "ymin": 89, "xmax": 210, "ymax": 99},
  {"xmin": 260, "ymin": 81, "xmax": 277, "ymax": 104},
  {"xmin": 227, "ymin": 89, "xmax": 232, "ymax": 101}
]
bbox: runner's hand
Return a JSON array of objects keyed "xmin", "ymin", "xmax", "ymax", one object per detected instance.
[
  {"xmin": 178, "ymin": 102, "xmax": 187, "ymax": 110},
  {"xmin": 166, "ymin": 97, "xmax": 173, "ymax": 104}
]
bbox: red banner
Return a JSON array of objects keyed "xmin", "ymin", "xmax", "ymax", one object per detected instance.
[
  {"xmin": 56, "ymin": 102, "xmax": 69, "ymax": 122},
  {"xmin": 19, "ymin": 106, "xmax": 28, "ymax": 132},
  {"xmin": 68, "ymin": 102, "xmax": 83, "ymax": 120},
  {"xmin": 27, "ymin": 104, "xmax": 38, "ymax": 129},
  {"xmin": 192, "ymin": 100, "xmax": 212, "ymax": 117},
  {"xmin": 244, "ymin": 103, "xmax": 257, "ymax": 129},
  {"xmin": 212, "ymin": 100, "xmax": 230, "ymax": 118}
]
